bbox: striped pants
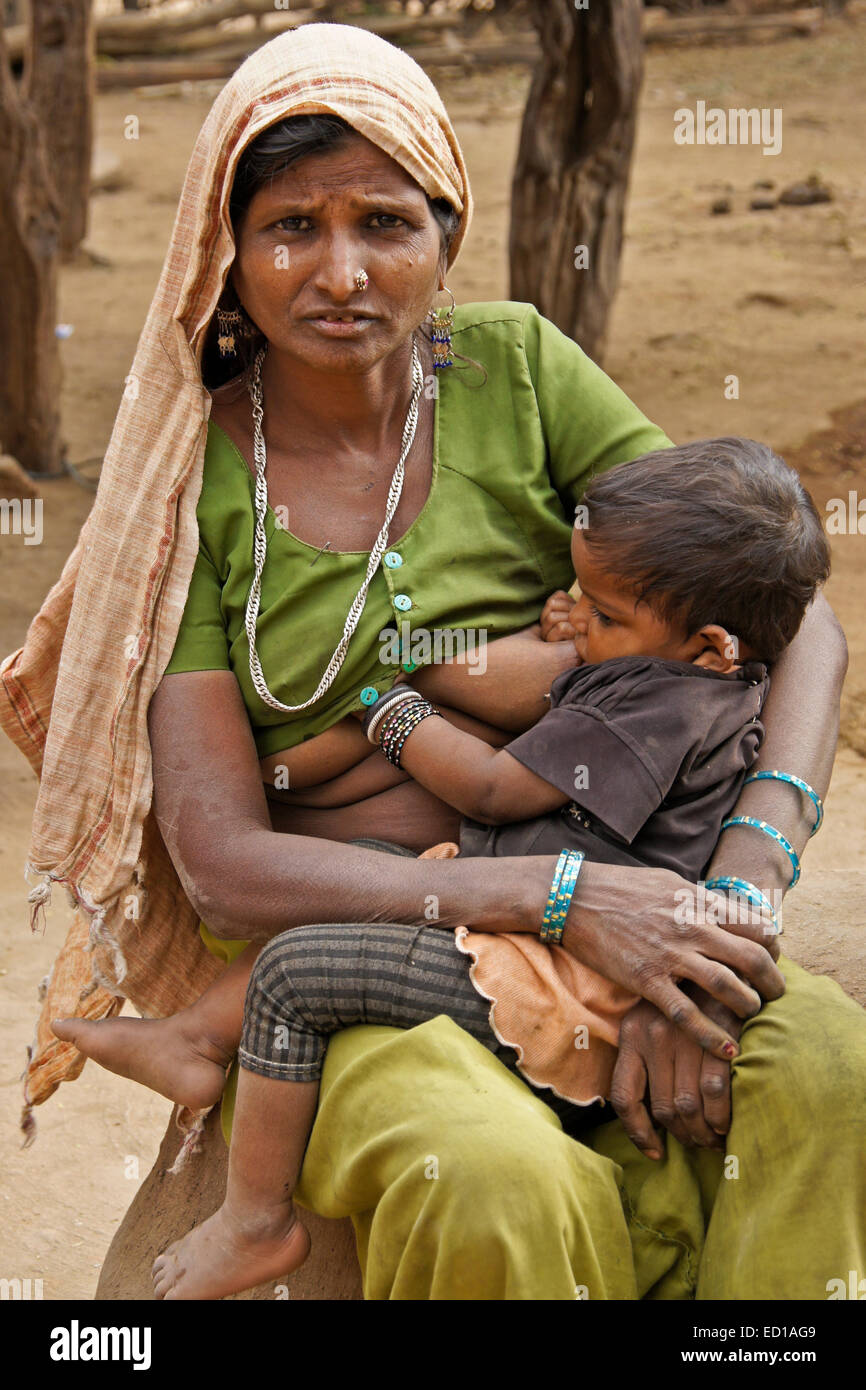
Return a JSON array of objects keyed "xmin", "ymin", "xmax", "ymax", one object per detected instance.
[
  {"xmin": 237, "ymin": 840, "xmax": 608, "ymax": 1133},
  {"xmin": 239, "ymin": 920, "xmax": 606, "ymax": 1132}
]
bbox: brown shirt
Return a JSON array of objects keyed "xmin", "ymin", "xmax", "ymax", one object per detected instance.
[{"xmin": 458, "ymin": 656, "xmax": 770, "ymax": 883}]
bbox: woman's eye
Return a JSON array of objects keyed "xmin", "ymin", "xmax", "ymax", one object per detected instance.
[
  {"xmin": 273, "ymin": 214, "xmax": 405, "ymax": 232},
  {"xmin": 590, "ymin": 606, "xmax": 614, "ymax": 627},
  {"xmin": 274, "ymin": 216, "xmax": 312, "ymax": 232},
  {"xmin": 369, "ymin": 213, "xmax": 404, "ymax": 229}
]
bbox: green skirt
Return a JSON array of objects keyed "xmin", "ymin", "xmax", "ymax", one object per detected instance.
[{"xmin": 200, "ymin": 922, "xmax": 866, "ymax": 1300}]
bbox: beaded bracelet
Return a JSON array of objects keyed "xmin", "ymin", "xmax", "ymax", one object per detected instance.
[
  {"xmin": 704, "ymin": 875, "xmax": 781, "ymax": 935},
  {"xmin": 379, "ymin": 699, "xmax": 442, "ymax": 768},
  {"xmin": 379, "ymin": 702, "xmax": 428, "ymax": 762},
  {"xmin": 363, "ymin": 686, "xmax": 424, "ymax": 744},
  {"xmin": 540, "ymin": 850, "xmax": 585, "ymax": 945},
  {"xmin": 720, "ymin": 815, "xmax": 801, "ymax": 888},
  {"xmin": 743, "ymin": 770, "xmax": 824, "ymax": 838}
]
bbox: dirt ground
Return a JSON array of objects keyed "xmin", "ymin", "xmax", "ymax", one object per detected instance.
[{"xmin": 1, "ymin": 13, "xmax": 865, "ymax": 1299}]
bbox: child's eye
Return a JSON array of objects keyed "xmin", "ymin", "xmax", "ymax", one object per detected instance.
[{"xmin": 590, "ymin": 606, "xmax": 614, "ymax": 627}]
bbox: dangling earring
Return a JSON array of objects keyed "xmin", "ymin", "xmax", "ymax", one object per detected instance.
[
  {"xmin": 216, "ymin": 306, "xmax": 246, "ymax": 357},
  {"xmin": 428, "ymin": 285, "xmax": 456, "ymax": 369}
]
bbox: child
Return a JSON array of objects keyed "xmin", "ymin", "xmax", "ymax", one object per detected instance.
[{"xmin": 55, "ymin": 436, "xmax": 830, "ymax": 1300}]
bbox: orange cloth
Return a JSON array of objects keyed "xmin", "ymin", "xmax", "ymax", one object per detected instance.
[{"xmin": 418, "ymin": 843, "xmax": 638, "ymax": 1105}]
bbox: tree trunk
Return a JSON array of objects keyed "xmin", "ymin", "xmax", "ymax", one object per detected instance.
[
  {"xmin": 96, "ymin": 1105, "xmax": 363, "ymax": 1301},
  {"xmin": 510, "ymin": 0, "xmax": 644, "ymax": 364},
  {"xmin": 0, "ymin": 21, "xmax": 62, "ymax": 473},
  {"xmin": 24, "ymin": 0, "xmax": 94, "ymax": 262}
]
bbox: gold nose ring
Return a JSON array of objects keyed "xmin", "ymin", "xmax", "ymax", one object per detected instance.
[{"xmin": 355, "ymin": 269, "xmax": 369, "ymax": 291}]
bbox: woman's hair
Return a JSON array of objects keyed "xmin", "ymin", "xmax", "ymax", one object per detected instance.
[
  {"xmin": 202, "ymin": 113, "xmax": 471, "ymax": 388},
  {"xmin": 580, "ymin": 437, "xmax": 831, "ymax": 662}
]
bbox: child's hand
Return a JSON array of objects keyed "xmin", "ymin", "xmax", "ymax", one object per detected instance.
[{"xmin": 540, "ymin": 590, "xmax": 577, "ymax": 643}]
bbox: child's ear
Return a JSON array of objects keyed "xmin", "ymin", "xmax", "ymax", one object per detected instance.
[{"xmin": 688, "ymin": 625, "xmax": 741, "ymax": 672}]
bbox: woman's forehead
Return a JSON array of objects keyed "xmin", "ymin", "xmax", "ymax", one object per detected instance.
[{"xmin": 245, "ymin": 134, "xmax": 427, "ymax": 205}]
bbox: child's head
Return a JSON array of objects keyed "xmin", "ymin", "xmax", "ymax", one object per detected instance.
[{"xmin": 569, "ymin": 437, "xmax": 830, "ymax": 668}]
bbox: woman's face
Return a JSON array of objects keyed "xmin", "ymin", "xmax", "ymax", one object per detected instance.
[{"xmin": 230, "ymin": 130, "xmax": 447, "ymax": 374}]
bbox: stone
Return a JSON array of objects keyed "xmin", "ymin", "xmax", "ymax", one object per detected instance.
[
  {"xmin": 779, "ymin": 178, "xmax": 832, "ymax": 207},
  {"xmin": 95, "ymin": 1105, "xmax": 363, "ymax": 1301}
]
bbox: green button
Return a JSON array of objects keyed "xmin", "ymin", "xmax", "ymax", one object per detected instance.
[
  {"xmin": 402, "ymin": 661, "xmax": 418, "ymax": 673},
  {"xmin": 384, "ymin": 551, "xmax": 403, "ymax": 568},
  {"xmin": 360, "ymin": 686, "xmax": 379, "ymax": 705},
  {"xmin": 394, "ymin": 593, "xmax": 412, "ymax": 612}
]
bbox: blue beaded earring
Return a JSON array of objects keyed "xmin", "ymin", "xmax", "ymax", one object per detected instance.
[{"xmin": 428, "ymin": 286, "xmax": 456, "ymax": 369}]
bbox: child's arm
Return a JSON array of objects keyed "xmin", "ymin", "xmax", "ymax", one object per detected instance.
[
  {"xmin": 409, "ymin": 624, "xmax": 578, "ymax": 733},
  {"xmin": 267, "ymin": 705, "xmax": 513, "ymax": 809},
  {"xmin": 379, "ymin": 710, "xmax": 570, "ymax": 826}
]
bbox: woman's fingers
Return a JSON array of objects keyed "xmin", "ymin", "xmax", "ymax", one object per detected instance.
[
  {"xmin": 609, "ymin": 1038, "xmax": 662, "ymax": 1159},
  {"xmin": 642, "ymin": 1020, "xmax": 684, "ymax": 1147},
  {"xmin": 682, "ymin": 955, "xmax": 764, "ymax": 1019},
  {"xmin": 713, "ymin": 899, "xmax": 782, "ymax": 962},
  {"xmin": 699, "ymin": 1052, "xmax": 732, "ymax": 1137},
  {"xmin": 642, "ymin": 980, "xmax": 741, "ymax": 1060},
  {"xmin": 691, "ymin": 925, "xmax": 786, "ymax": 1002},
  {"xmin": 673, "ymin": 1035, "xmax": 726, "ymax": 1149}
]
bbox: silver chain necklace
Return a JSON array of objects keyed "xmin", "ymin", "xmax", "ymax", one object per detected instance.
[{"xmin": 244, "ymin": 336, "xmax": 424, "ymax": 713}]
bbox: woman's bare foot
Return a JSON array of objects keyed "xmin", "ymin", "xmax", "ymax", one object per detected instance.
[
  {"xmin": 50, "ymin": 1015, "xmax": 233, "ymax": 1111},
  {"xmin": 152, "ymin": 1202, "xmax": 310, "ymax": 1300}
]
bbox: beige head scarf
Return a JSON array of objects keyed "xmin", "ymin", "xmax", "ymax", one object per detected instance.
[{"xmin": 0, "ymin": 22, "xmax": 473, "ymax": 1130}]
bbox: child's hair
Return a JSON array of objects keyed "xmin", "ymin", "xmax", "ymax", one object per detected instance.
[{"xmin": 580, "ymin": 437, "xmax": 831, "ymax": 662}]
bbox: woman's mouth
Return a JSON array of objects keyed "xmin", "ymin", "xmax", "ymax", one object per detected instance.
[{"xmin": 306, "ymin": 315, "xmax": 377, "ymax": 337}]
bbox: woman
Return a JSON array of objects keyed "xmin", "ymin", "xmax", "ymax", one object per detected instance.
[{"xmin": 4, "ymin": 24, "xmax": 863, "ymax": 1300}]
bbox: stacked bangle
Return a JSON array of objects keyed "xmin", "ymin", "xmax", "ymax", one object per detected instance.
[
  {"xmin": 362, "ymin": 686, "xmax": 424, "ymax": 744},
  {"xmin": 743, "ymin": 770, "xmax": 823, "ymax": 837},
  {"xmin": 704, "ymin": 876, "xmax": 781, "ymax": 936},
  {"xmin": 540, "ymin": 849, "xmax": 585, "ymax": 945},
  {"xmin": 378, "ymin": 698, "xmax": 442, "ymax": 768},
  {"xmin": 720, "ymin": 816, "xmax": 800, "ymax": 887}
]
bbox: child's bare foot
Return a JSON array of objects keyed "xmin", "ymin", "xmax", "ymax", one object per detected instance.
[
  {"xmin": 50, "ymin": 1015, "xmax": 232, "ymax": 1111},
  {"xmin": 152, "ymin": 1202, "xmax": 310, "ymax": 1300}
]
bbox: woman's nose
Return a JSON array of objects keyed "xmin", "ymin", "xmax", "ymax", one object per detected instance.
[{"xmin": 311, "ymin": 234, "xmax": 365, "ymax": 300}]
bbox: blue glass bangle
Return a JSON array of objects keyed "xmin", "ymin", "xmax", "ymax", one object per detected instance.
[
  {"xmin": 743, "ymin": 770, "xmax": 823, "ymax": 837},
  {"xmin": 720, "ymin": 815, "xmax": 800, "ymax": 888},
  {"xmin": 545, "ymin": 850, "xmax": 569, "ymax": 922},
  {"xmin": 540, "ymin": 850, "xmax": 585, "ymax": 945},
  {"xmin": 704, "ymin": 876, "xmax": 781, "ymax": 936}
]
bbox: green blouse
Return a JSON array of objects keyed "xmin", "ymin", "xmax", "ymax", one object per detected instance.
[{"xmin": 163, "ymin": 301, "xmax": 672, "ymax": 759}]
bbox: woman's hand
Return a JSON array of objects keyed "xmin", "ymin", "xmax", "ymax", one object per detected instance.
[
  {"xmin": 540, "ymin": 589, "xmax": 577, "ymax": 643},
  {"xmin": 559, "ymin": 862, "xmax": 784, "ymax": 1060},
  {"xmin": 610, "ymin": 991, "xmax": 743, "ymax": 1159}
]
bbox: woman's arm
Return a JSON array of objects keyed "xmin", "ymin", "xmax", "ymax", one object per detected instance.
[
  {"xmin": 704, "ymin": 594, "xmax": 847, "ymax": 909},
  {"xmin": 608, "ymin": 595, "xmax": 848, "ymax": 1158}
]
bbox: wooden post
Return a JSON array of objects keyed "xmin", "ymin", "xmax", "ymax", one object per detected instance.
[
  {"xmin": 0, "ymin": 19, "xmax": 62, "ymax": 473},
  {"xmin": 509, "ymin": 0, "xmax": 644, "ymax": 364},
  {"xmin": 24, "ymin": 0, "xmax": 94, "ymax": 262}
]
